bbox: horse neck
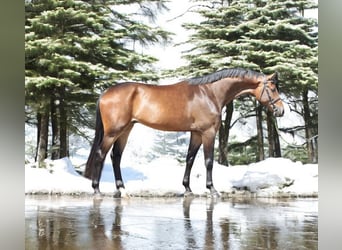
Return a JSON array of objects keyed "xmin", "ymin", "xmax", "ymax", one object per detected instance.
[{"xmin": 210, "ymin": 77, "xmax": 259, "ymax": 109}]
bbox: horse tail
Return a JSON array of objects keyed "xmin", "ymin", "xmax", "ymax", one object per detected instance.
[{"xmin": 84, "ymin": 99, "xmax": 103, "ymax": 179}]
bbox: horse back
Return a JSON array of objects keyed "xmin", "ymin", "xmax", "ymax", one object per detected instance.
[{"xmin": 99, "ymin": 82, "xmax": 218, "ymax": 132}]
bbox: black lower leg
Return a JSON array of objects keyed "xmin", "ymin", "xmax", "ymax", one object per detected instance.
[
  {"xmin": 111, "ymin": 143, "xmax": 125, "ymax": 191},
  {"xmin": 205, "ymin": 156, "xmax": 219, "ymax": 197},
  {"xmin": 92, "ymin": 153, "xmax": 105, "ymax": 195},
  {"xmin": 183, "ymin": 165, "xmax": 193, "ymax": 194},
  {"xmin": 92, "ymin": 180, "xmax": 100, "ymax": 194},
  {"xmin": 183, "ymin": 135, "xmax": 201, "ymax": 195}
]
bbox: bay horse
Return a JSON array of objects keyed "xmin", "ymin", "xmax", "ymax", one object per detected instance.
[{"xmin": 84, "ymin": 68, "xmax": 284, "ymax": 197}]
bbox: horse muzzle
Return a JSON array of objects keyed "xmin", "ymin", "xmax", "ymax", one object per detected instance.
[{"xmin": 273, "ymin": 106, "xmax": 284, "ymax": 117}]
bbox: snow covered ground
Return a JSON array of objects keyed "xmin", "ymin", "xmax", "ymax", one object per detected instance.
[
  {"xmin": 25, "ymin": 116, "xmax": 318, "ymax": 198},
  {"xmin": 25, "ymin": 151, "xmax": 318, "ymax": 198}
]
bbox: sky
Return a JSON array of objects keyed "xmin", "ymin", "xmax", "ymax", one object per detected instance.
[
  {"xmin": 124, "ymin": 0, "xmax": 200, "ymax": 74},
  {"xmin": 147, "ymin": 1, "xmax": 200, "ymax": 71}
]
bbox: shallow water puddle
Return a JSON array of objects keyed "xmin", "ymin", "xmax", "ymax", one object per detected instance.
[{"xmin": 25, "ymin": 196, "xmax": 317, "ymax": 249}]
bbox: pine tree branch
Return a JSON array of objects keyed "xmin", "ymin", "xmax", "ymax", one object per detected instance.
[
  {"xmin": 229, "ymin": 135, "xmax": 257, "ymax": 150},
  {"xmin": 166, "ymin": 4, "xmax": 213, "ymax": 22},
  {"xmin": 278, "ymin": 125, "xmax": 305, "ymax": 134},
  {"xmin": 229, "ymin": 113, "xmax": 256, "ymax": 129}
]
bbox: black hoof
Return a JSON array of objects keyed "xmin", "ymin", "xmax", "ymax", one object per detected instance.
[
  {"xmin": 113, "ymin": 190, "xmax": 121, "ymax": 198},
  {"xmin": 184, "ymin": 191, "xmax": 195, "ymax": 198},
  {"xmin": 93, "ymin": 191, "xmax": 103, "ymax": 200},
  {"xmin": 208, "ymin": 190, "xmax": 220, "ymax": 199}
]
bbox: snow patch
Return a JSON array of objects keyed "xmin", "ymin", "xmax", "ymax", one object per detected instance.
[{"xmin": 25, "ymin": 156, "xmax": 318, "ymax": 198}]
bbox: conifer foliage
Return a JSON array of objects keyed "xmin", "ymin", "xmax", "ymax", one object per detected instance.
[
  {"xmin": 25, "ymin": 0, "xmax": 171, "ymax": 164},
  {"xmin": 175, "ymin": 0, "xmax": 318, "ymax": 164}
]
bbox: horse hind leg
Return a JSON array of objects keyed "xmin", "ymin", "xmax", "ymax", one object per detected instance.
[
  {"xmin": 183, "ymin": 131, "xmax": 202, "ymax": 197},
  {"xmin": 110, "ymin": 124, "xmax": 134, "ymax": 198},
  {"xmin": 202, "ymin": 131, "xmax": 220, "ymax": 198},
  {"xmin": 91, "ymin": 135, "xmax": 115, "ymax": 195}
]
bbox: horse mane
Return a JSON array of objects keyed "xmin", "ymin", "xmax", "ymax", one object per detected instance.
[{"xmin": 186, "ymin": 68, "xmax": 265, "ymax": 85}]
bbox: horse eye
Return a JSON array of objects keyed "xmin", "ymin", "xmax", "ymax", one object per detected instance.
[
  {"xmin": 275, "ymin": 84, "xmax": 279, "ymax": 92},
  {"xmin": 270, "ymin": 81, "xmax": 279, "ymax": 92}
]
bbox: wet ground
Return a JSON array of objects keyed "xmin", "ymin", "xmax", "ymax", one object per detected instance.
[{"xmin": 25, "ymin": 196, "xmax": 317, "ymax": 250}]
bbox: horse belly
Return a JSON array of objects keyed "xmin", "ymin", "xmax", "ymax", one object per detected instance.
[{"xmin": 133, "ymin": 98, "xmax": 193, "ymax": 131}]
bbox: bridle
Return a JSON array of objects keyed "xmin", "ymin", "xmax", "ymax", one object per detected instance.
[{"xmin": 259, "ymin": 77, "xmax": 282, "ymax": 112}]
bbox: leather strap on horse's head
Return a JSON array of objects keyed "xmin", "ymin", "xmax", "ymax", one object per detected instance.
[{"xmin": 260, "ymin": 77, "xmax": 282, "ymax": 111}]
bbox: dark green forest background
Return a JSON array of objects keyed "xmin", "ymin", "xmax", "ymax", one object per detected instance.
[{"xmin": 25, "ymin": 0, "xmax": 318, "ymax": 167}]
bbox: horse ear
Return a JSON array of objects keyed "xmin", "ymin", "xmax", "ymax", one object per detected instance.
[
  {"xmin": 269, "ymin": 72, "xmax": 278, "ymax": 82},
  {"xmin": 270, "ymin": 72, "xmax": 280, "ymax": 91}
]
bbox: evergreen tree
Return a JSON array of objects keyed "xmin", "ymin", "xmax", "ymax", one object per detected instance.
[
  {"xmin": 242, "ymin": 0, "xmax": 318, "ymax": 162},
  {"xmin": 152, "ymin": 131, "xmax": 189, "ymax": 162},
  {"xmin": 173, "ymin": 0, "xmax": 317, "ymax": 164},
  {"xmin": 25, "ymin": 0, "xmax": 171, "ymax": 164}
]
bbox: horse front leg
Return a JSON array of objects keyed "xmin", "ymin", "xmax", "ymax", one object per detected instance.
[
  {"xmin": 202, "ymin": 131, "xmax": 220, "ymax": 198},
  {"xmin": 182, "ymin": 132, "xmax": 202, "ymax": 197}
]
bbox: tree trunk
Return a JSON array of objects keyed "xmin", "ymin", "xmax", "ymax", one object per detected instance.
[
  {"xmin": 274, "ymin": 122, "xmax": 281, "ymax": 157},
  {"xmin": 35, "ymin": 112, "xmax": 41, "ymax": 162},
  {"xmin": 59, "ymin": 87, "xmax": 68, "ymax": 158},
  {"xmin": 302, "ymin": 89, "xmax": 316, "ymax": 163},
  {"xmin": 50, "ymin": 97, "xmax": 59, "ymax": 160},
  {"xmin": 50, "ymin": 87, "xmax": 69, "ymax": 159},
  {"xmin": 266, "ymin": 110, "xmax": 281, "ymax": 158},
  {"xmin": 218, "ymin": 101, "xmax": 234, "ymax": 166},
  {"xmin": 255, "ymin": 101, "xmax": 264, "ymax": 161},
  {"xmin": 37, "ymin": 106, "xmax": 49, "ymax": 167},
  {"xmin": 312, "ymin": 136, "xmax": 318, "ymax": 163}
]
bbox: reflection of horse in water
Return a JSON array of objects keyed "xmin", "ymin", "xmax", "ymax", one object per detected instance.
[
  {"xmin": 183, "ymin": 197, "xmax": 219, "ymax": 249},
  {"xmin": 84, "ymin": 68, "xmax": 284, "ymax": 197},
  {"xmin": 89, "ymin": 199, "xmax": 123, "ymax": 250}
]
